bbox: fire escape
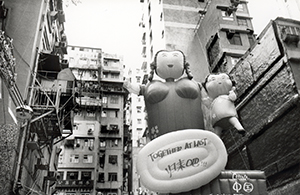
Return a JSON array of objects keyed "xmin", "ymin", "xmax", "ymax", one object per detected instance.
[{"xmin": 27, "ymin": 52, "xmax": 75, "ymax": 148}]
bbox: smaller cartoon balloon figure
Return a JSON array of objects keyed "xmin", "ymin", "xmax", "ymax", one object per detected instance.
[{"xmin": 203, "ymin": 73, "xmax": 246, "ymax": 137}]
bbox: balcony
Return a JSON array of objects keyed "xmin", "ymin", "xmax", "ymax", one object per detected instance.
[
  {"xmin": 100, "ymin": 83, "xmax": 126, "ymax": 94},
  {"xmin": 56, "ymin": 179, "xmax": 93, "ymax": 189},
  {"xmin": 100, "ymin": 125, "xmax": 119, "ymax": 134},
  {"xmin": 76, "ymin": 96, "xmax": 101, "ymax": 107}
]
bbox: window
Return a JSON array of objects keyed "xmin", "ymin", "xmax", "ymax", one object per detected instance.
[
  {"xmin": 81, "ymin": 171, "xmax": 92, "ymax": 180},
  {"xmin": 58, "ymin": 154, "xmax": 63, "ymax": 164},
  {"xmin": 101, "ymin": 110, "xmax": 107, "ymax": 117},
  {"xmin": 83, "ymin": 154, "xmax": 93, "ymax": 163},
  {"xmin": 103, "ymin": 72, "xmax": 108, "ymax": 78},
  {"xmin": 104, "ymin": 60, "xmax": 108, "ymax": 66},
  {"xmin": 148, "ymin": 3, "xmax": 151, "ymax": 15},
  {"xmin": 228, "ymin": 33, "xmax": 242, "ymax": 45},
  {"xmin": 150, "ymin": 31, "xmax": 153, "ymax": 43},
  {"xmin": 237, "ymin": 4, "xmax": 244, "ymax": 12},
  {"xmin": 102, "ymin": 96, "xmax": 108, "ymax": 104},
  {"xmin": 74, "ymin": 123, "xmax": 79, "ymax": 130},
  {"xmin": 86, "ymin": 111, "xmax": 95, "ymax": 117},
  {"xmin": 110, "ymin": 95, "xmax": 119, "ymax": 104},
  {"xmin": 137, "ymin": 119, "xmax": 142, "ymax": 124},
  {"xmin": 109, "ymin": 110, "xmax": 118, "ymax": 118},
  {"xmin": 221, "ymin": 10, "xmax": 234, "ymax": 21},
  {"xmin": 57, "ymin": 171, "xmax": 64, "ymax": 180},
  {"xmin": 109, "ymin": 124, "xmax": 118, "ymax": 131},
  {"xmin": 70, "ymin": 154, "xmax": 79, "ymax": 163},
  {"xmin": 84, "ymin": 139, "xmax": 89, "ymax": 147},
  {"xmin": 88, "ymin": 139, "xmax": 94, "ymax": 149},
  {"xmin": 108, "ymin": 173, "xmax": 118, "ymax": 181},
  {"xmin": 111, "ymin": 73, "xmax": 119, "ymax": 79},
  {"xmin": 109, "ymin": 155, "xmax": 118, "ymax": 165},
  {"xmin": 230, "ymin": 56, "xmax": 240, "ymax": 66},
  {"xmin": 248, "ymin": 34, "xmax": 255, "ymax": 47},
  {"xmin": 149, "ymin": 17, "xmax": 152, "ymax": 29},
  {"xmin": 207, "ymin": 34, "xmax": 220, "ymax": 66},
  {"xmin": 99, "ymin": 153, "xmax": 105, "ymax": 168},
  {"xmin": 99, "ymin": 139, "xmax": 106, "ymax": 147},
  {"xmin": 87, "ymin": 123, "xmax": 95, "ymax": 134},
  {"xmin": 137, "ymin": 106, "xmax": 142, "ymax": 113},
  {"xmin": 67, "ymin": 172, "xmax": 78, "ymax": 180},
  {"xmin": 98, "ymin": 172, "xmax": 105, "ymax": 183},
  {"xmin": 237, "ymin": 18, "xmax": 247, "ymax": 26},
  {"xmin": 75, "ymin": 138, "xmax": 81, "ymax": 147},
  {"xmin": 136, "ymin": 76, "xmax": 141, "ymax": 83}
]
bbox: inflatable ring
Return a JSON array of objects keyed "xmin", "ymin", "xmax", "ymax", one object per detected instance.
[{"xmin": 137, "ymin": 129, "xmax": 227, "ymax": 193}]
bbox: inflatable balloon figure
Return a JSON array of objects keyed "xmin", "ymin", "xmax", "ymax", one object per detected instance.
[
  {"xmin": 202, "ymin": 73, "xmax": 246, "ymax": 137},
  {"xmin": 124, "ymin": 50, "xmax": 228, "ymax": 194}
]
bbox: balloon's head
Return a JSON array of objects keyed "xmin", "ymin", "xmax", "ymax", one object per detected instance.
[
  {"xmin": 204, "ymin": 73, "xmax": 233, "ymax": 99},
  {"xmin": 154, "ymin": 50, "xmax": 186, "ymax": 80}
]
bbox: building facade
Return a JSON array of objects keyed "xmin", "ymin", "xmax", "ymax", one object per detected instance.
[
  {"xmin": 220, "ymin": 17, "xmax": 300, "ymax": 195},
  {"xmin": 0, "ymin": 0, "xmax": 71, "ymax": 195},
  {"xmin": 56, "ymin": 46, "xmax": 129, "ymax": 195}
]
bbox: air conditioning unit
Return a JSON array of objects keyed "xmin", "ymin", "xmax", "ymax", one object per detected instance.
[
  {"xmin": 87, "ymin": 128, "xmax": 93, "ymax": 135},
  {"xmin": 45, "ymin": 171, "xmax": 57, "ymax": 181},
  {"xmin": 282, "ymin": 31, "xmax": 300, "ymax": 45},
  {"xmin": 231, "ymin": 0, "xmax": 240, "ymax": 7},
  {"xmin": 226, "ymin": 29, "xmax": 236, "ymax": 39}
]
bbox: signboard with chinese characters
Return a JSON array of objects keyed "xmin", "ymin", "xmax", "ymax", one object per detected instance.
[{"xmin": 188, "ymin": 170, "xmax": 267, "ymax": 195}]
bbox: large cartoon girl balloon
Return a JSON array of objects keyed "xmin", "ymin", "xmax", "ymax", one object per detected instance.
[
  {"xmin": 203, "ymin": 73, "xmax": 246, "ymax": 137},
  {"xmin": 125, "ymin": 50, "xmax": 205, "ymax": 138}
]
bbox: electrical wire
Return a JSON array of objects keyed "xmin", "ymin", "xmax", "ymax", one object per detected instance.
[{"xmin": 228, "ymin": 128, "xmax": 250, "ymax": 170}]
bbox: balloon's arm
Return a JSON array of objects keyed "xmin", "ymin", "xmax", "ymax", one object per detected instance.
[
  {"xmin": 201, "ymin": 87, "xmax": 212, "ymax": 108},
  {"xmin": 123, "ymin": 78, "xmax": 141, "ymax": 95},
  {"xmin": 228, "ymin": 87, "xmax": 237, "ymax": 101}
]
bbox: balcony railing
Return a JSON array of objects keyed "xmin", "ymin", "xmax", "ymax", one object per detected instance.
[{"xmin": 56, "ymin": 179, "xmax": 93, "ymax": 188}]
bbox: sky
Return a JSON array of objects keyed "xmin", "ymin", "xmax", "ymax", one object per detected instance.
[
  {"xmin": 248, "ymin": 0, "xmax": 300, "ymax": 34},
  {"xmin": 63, "ymin": 0, "xmax": 142, "ymax": 69},
  {"xmin": 63, "ymin": 0, "xmax": 300, "ymax": 69}
]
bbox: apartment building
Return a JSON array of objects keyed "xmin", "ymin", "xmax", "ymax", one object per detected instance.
[
  {"xmin": 56, "ymin": 46, "xmax": 129, "ymax": 195},
  {"xmin": 0, "ymin": 0, "xmax": 71, "ymax": 195}
]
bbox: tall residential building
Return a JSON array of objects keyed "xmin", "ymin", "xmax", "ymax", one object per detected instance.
[
  {"xmin": 0, "ymin": 0, "xmax": 71, "ymax": 195},
  {"xmin": 139, "ymin": 0, "xmax": 212, "ymax": 81},
  {"xmin": 56, "ymin": 46, "xmax": 129, "ymax": 195}
]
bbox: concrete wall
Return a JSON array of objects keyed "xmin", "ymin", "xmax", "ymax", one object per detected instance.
[
  {"xmin": 221, "ymin": 18, "xmax": 300, "ymax": 194},
  {"xmin": 5, "ymin": 0, "xmax": 45, "ymax": 99}
]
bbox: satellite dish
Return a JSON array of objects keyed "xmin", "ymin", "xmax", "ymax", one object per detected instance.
[{"xmin": 16, "ymin": 105, "xmax": 33, "ymax": 120}]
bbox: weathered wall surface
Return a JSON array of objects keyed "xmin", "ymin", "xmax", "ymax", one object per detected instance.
[
  {"xmin": 0, "ymin": 124, "xmax": 19, "ymax": 195},
  {"xmin": 221, "ymin": 20, "xmax": 300, "ymax": 193}
]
